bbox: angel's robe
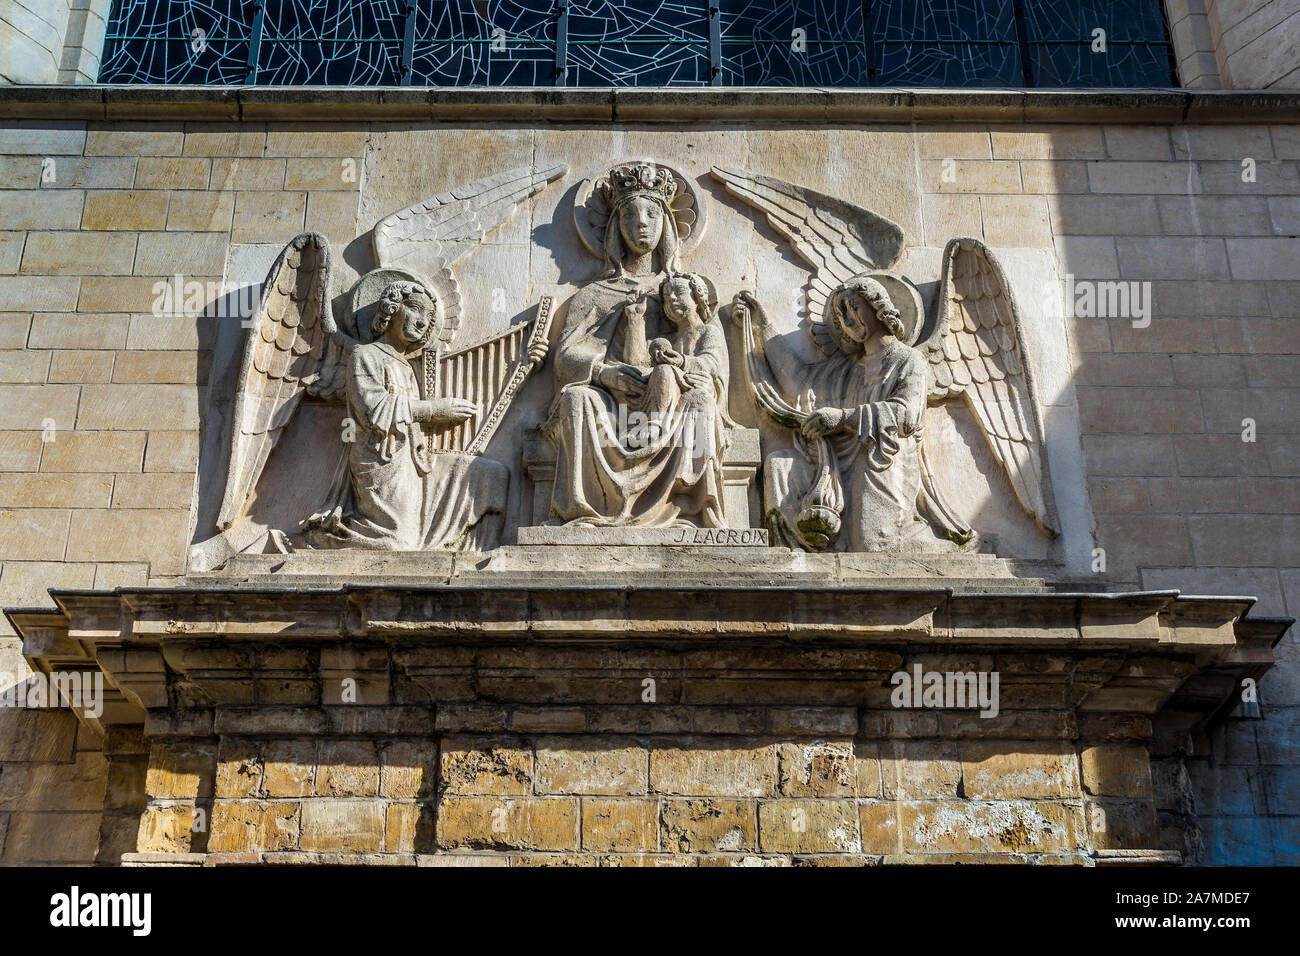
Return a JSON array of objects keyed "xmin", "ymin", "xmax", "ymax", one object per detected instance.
[
  {"xmin": 306, "ymin": 341, "xmax": 507, "ymax": 551},
  {"xmin": 542, "ymin": 275, "xmax": 731, "ymax": 528},
  {"xmin": 765, "ymin": 338, "xmax": 931, "ymax": 552}
]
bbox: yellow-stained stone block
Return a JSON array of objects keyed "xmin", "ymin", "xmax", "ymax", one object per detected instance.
[
  {"xmin": 265, "ymin": 127, "xmax": 367, "ymax": 157},
  {"xmin": 112, "ymin": 350, "xmax": 201, "ymax": 384},
  {"xmin": 535, "ymin": 737, "xmax": 647, "ymax": 795},
  {"xmin": 136, "ymin": 805, "xmax": 196, "ymax": 853},
  {"xmin": 232, "ymin": 191, "xmax": 306, "ymax": 243},
  {"xmin": 76, "ymin": 384, "xmax": 199, "ymax": 430},
  {"xmin": 300, "ymin": 799, "xmax": 385, "ymax": 852},
  {"xmin": 899, "ymin": 801, "xmax": 1083, "ymax": 854},
  {"xmin": 962, "ymin": 744, "xmax": 1081, "ymax": 799},
  {"xmin": 1081, "ymin": 744, "xmax": 1155, "ymax": 798},
  {"xmin": 208, "ymin": 800, "xmax": 300, "ymax": 853},
  {"xmin": 777, "ymin": 741, "xmax": 857, "ymax": 797},
  {"xmin": 758, "ymin": 799, "xmax": 860, "ymax": 854},
  {"xmin": 380, "ymin": 740, "xmax": 436, "ymax": 799},
  {"xmin": 145, "ymin": 743, "xmax": 214, "ymax": 800},
  {"xmin": 182, "ymin": 125, "xmax": 266, "ymax": 157},
  {"xmin": 285, "ymin": 158, "xmax": 363, "ymax": 191},
  {"xmin": 439, "ymin": 738, "xmax": 533, "ymax": 795},
  {"xmin": 65, "ymin": 508, "xmax": 189, "ymax": 573},
  {"xmin": 210, "ymin": 158, "xmax": 287, "ymax": 191},
  {"xmin": 134, "ymin": 232, "xmax": 227, "ymax": 276},
  {"xmin": 650, "ymin": 740, "xmax": 777, "ymax": 797},
  {"xmin": 385, "ymin": 802, "xmax": 427, "ymax": 852},
  {"xmin": 659, "ymin": 798, "xmax": 756, "ymax": 852},
  {"xmin": 317, "ymin": 741, "xmax": 380, "ymax": 796},
  {"xmin": 0, "ymin": 508, "xmax": 70, "ymax": 560},
  {"xmin": 581, "ymin": 797, "xmax": 657, "ymax": 852},
  {"xmin": 110, "ymin": 473, "xmax": 195, "ymax": 509},
  {"xmin": 259, "ymin": 741, "xmax": 315, "ymax": 797},
  {"xmin": 437, "ymin": 796, "xmax": 578, "ymax": 851},
  {"xmin": 87, "ymin": 127, "xmax": 185, "ymax": 156}
]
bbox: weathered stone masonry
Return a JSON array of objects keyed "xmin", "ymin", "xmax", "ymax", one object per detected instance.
[{"xmin": 1, "ymin": 87, "xmax": 1298, "ymax": 864}]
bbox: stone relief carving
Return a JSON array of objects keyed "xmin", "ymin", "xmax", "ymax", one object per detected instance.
[
  {"xmin": 190, "ymin": 156, "xmax": 1066, "ymax": 568},
  {"xmin": 541, "ymin": 161, "xmax": 735, "ymax": 528},
  {"xmin": 714, "ymin": 166, "xmax": 1058, "ymax": 553},
  {"xmin": 194, "ymin": 166, "xmax": 561, "ymax": 566}
]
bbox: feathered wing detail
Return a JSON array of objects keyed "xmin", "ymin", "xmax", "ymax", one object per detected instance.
[
  {"xmin": 373, "ymin": 163, "xmax": 567, "ymax": 347},
  {"xmin": 217, "ymin": 232, "xmax": 348, "ymax": 531},
  {"xmin": 710, "ymin": 166, "xmax": 905, "ymax": 354},
  {"xmin": 922, "ymin": 237, "xmax": 1058, "ymax": 537}
]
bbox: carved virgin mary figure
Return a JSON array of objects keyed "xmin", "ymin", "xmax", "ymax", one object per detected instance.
[{"xmin": 542, "ymin": 161, "xmax": 732, "ymax": 528}]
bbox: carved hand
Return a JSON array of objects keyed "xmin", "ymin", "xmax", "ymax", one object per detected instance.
[
  {"xmin": 731, "ymin": 290, "xmax": 767, "ymax": 329},
  {"xmin": 528, "ymin": 339, "xmax": 549, "ymax": 366},
  {"xmin": 655, "ymin": 345, "xmax": 685, "ymax": 368},
  {"xmin": 624, "ymin": 297, "xmax": 648, "ymax": 323},
  {"xmin": 800, "ymin": 406, "xmax": 848, "ymax": 439},
  {"xmin": 417, "ymin": 397, "xmax": 478, "ymax": 425},
  {"xmin": 598, "ymin": 362, "xmax": 647, "ymax": 399}
]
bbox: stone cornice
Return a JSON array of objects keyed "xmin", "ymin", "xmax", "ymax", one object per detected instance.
[
  {"xmin": 2, "ymin": 85, "xmax": 1300, "ymax": 124},
  {"xmin": 7, "ymin": 584, "xmax": 1282, "ymax": 647},
  {"xmin": 5, "ymin": 585, "xmax": 1289, "ymax": 746}
]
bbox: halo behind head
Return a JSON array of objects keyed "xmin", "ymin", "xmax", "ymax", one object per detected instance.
[
  {"xmin": 574, "ymin": 159, "xmax": 706, "ymax": 261},
  {"xmin": 351, "ymin": 267, "xmax": 444, "ymax": 350},
  {"xmin": 830, "ymin": 271, "xmax": 925, "ymax": 349}
]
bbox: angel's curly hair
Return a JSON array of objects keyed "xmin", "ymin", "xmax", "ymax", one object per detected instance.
[
  {"xmin": 831, "ymin": 276, "xmax": 904, "ymax": 340},
  {"xmin": 372, "ymin": 280, "xmax": 435, "ymax": 341},
  {"xmin": 660, "ymin": 271, "xmax": 715, "ymax": 326}
]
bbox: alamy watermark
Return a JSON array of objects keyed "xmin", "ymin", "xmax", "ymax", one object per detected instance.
[
  {"xmin": 151, "ymin": 273, "xmax": 262, "ymax": 325},
  {"xmin": 1061, "ymin": 274, "xmax": 1151, "ymax": 328},
  {"xmin": 890, "ymin": 664, "xmax": 1000, "ymax": 719},
  {"xmin": 50, "ymin": 886, "xmax": 150, "ymax": 936},
  {"xmin": 1, "ymin": 669, "xmax": 103, "ymax": 719}
]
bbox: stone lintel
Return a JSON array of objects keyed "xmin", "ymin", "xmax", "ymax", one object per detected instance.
[{"xmin": 3, "ymin": 85, "xmax": 1300, "ymax": 124}]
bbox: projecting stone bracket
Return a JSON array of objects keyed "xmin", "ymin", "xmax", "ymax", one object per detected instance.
[{"xmin": 6, "ymin": 585, "xmax": 1289, "ymax": 866}]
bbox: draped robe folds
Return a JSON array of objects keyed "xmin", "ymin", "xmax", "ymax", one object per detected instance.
[
  {"xmin": 765, "ymin": 339, "xmax": 931, "ymax": 552},
  {"xmin": 305, "ymin": 341, "xmax": 507, "ymax": 551},
  {"xmin": 542, "ymin": 275, "xmax": 732, "ymax": 527}
]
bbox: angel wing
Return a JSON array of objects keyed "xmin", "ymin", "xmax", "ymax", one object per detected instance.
[
  {"xmin": 373, "ymin": 163, "xmax": 567, "ymax": 348},
  {"xmin": 711, "ymin": 166, "xmax": 905, "ymax": 353},
  {"xmin": 921, "ymin": 237, "xmax": 1058, "ymax": 537},
  {"xmin": 216, "ymin": 232, "xmax": 350, "ymax": 531}
]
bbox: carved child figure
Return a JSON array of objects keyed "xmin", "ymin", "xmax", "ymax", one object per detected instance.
[{"xmin": 638, "ymin": 272, "xmax": 721, "ymax": 418}]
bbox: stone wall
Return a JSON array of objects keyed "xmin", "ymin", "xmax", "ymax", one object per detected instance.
[
  {"xmin": 0, "ymin": 92, "xmax": 1296, "ymax": 864},
  {"xmin": 1206, "ymin": 0, "xmax": 1300, "ymax": 88}
]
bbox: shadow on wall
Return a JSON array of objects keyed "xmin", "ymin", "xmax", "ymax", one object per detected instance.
[
  {"xmin": 0, "ymin": 672, "xmax": 109, "ymax": 864},
  {"xmin": 1048, "ymin": 129, "xmax": 1299, "ymax": 865}
]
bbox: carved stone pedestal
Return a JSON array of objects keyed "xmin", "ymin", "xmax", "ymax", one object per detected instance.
[{"xmin": 11, "ymin": 578, "xmax": 1285, "ymax": 866}]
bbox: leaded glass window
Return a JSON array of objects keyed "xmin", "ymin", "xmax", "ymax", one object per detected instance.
[{"xmin": 99, "ymin": 0, "xmax": 1178, "ymax": 87}]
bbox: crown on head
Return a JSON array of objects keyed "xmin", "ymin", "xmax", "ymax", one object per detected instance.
[{"xmin": 601, "ymin": 162, "xmax": 677, "ymax": 207}]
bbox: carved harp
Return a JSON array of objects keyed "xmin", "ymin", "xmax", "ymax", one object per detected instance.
[{"xmin": 421, "ymin": 297, "xmax": 554, "ymax": 455}]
